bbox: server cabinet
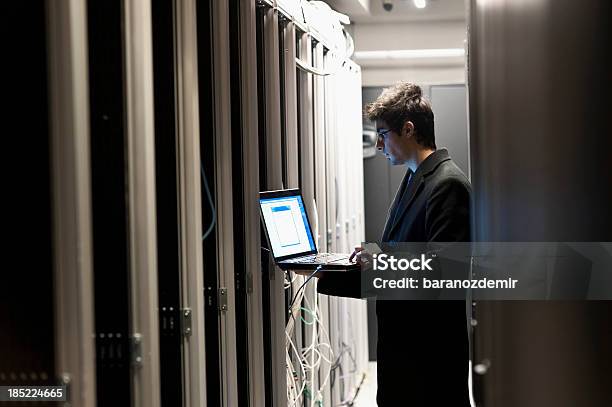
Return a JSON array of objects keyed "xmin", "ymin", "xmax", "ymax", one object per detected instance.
[
  {"xmin": 89, "ymin": 0, "xmax": 162, "ymax": 405},
  {"xmin": 228, "ymin": 0, "xmax": 268, "ymax": 406},
  {"xmin": 468, "ymin": 1, "xmax": 612, "ymax": 406},
  {"xmin": 1, "ymin": 0, "xmax": 58, "ymax": 401},
  {"xmin": 150, "ymin": 0, "xmax": 209, "ymax": 406},
  {"xmin": 312, "ymin": 41, "xmax": 332, "ymax": 406},
  {"xmin": 241, "ymin": 0, "xmax": 269, "ymax": 402},
  {"xmin": 228, "ymin": 1, "xmax": 251, "ymax": 404},
  {"xmin": 151, "ymin": 1, "xmax": 211, "ymax": 406},
  {"xmin": 123, "ymin": 0, "xmax": 162, "ymax": 404},
  {"xmin": 198, "ymin": 1, "xmax": 241, "ymax": 406},
  {"xmin": 280, "ymin": 19, "xmax": 300, "ymax": 190},
  {"xmin": 255, "ymin": 4, "xmax": 287, "ymax": 406},
  {"xmin": 87, "ymin": 0, "xmax": 133, "ymax": 404},
  {"xmin": 48, "ymin": 0, "xmax": 97, "ymax": 405},
  {"xmin": 196, "ymin": 2, "xmax": 223, "ymax": 406},
  {"xmin": 151, "ymin": 2, "xmax": 182, "ymax": 406},
  {"xmin": 3, "ymin": 2, "xmax": 98, "ymax": 405},
  {"xmin": 297, "ymin": 28, "xmax": 317, "ymax": 407},
  {"xmin": 174, "ymin": 0, "xmax": 209, "ymax": 406},
  {"xmin": 252, "ymin": 3, "xmax": 368, "ymax": 406},
  {"xmin": 212, "ymin": 0, "xmax": 240, "ymax": 404}
]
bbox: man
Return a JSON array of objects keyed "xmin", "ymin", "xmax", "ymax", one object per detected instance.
[{"xmin": 316, "ymin": 82, "xmax": 472, "ymax": 405}]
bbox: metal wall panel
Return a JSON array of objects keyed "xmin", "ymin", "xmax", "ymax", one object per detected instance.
[{"xmin": 430, "ymin": 84, "xmax": 469, "ymax": 177}]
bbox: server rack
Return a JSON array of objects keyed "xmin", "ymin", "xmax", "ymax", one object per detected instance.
[
  {"xmin": 151, "ymin": 1, "xmax": 183, "ymax": 405},
  {"xmin": 256, "ymin": 3, "xmax": 287, "ymax": 406},
  {"xmin": 227, "ymin": 1, "xmax": 268, "ymax": 406},
  {"xmin": 468, "ymin": 1, "xmax": 612, "ymax": 406},
  {"xmin": 3, "ymin": 2, "xmax": 367, "ymax": 407},
  {"xmin": 87, "ymin": 0, "xmax": 133, "ymax": 404},
  {"xmin": 48, "ymin": 0, "xmax": 97, "ymax": 405},
  {"xmin": 210, "ymin": 1, "xmax": 240, "ymax": 406},
  {"xmin": 255, "ymin": 2, "xmax": 368, "ymax": 406},
  {"xmin": 1, "ymin": 0, "xmax": 60, "ymax": 402},
  {"xmin": 123, "ymin": 1, "xmax": 162, "ymax": 405},
  {"xmin": 173, "ymin": 1, "xmax": 210, "ymax": 406}
]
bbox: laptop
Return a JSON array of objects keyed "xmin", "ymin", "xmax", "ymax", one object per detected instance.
[{"xmin": 259, "ymin": 189, "xmax": 359, "ymax": 271}]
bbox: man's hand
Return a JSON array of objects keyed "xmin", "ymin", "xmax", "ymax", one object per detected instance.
[{"xmin": 350, "ymin": 246, "xmax": 372, "ymax": 266}]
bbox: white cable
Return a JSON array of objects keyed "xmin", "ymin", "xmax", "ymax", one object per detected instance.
[
  {"xmin": 286, "ymin": 331, "xmax": 307, "ymax": 406},
  {"xmin": 304, "ymin": 279, "xmax": 319, "ymax": 407},
  {"xmin": 284, "ymin": 268, "xmax": 342, "ymax": 406},
  {"xmin": 285, "ymin": 270, "xmax": 298, "ymax": 289}
]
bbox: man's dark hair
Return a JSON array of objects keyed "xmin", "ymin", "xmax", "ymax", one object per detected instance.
[{"xmin": 365, "ymin": 82, "xmax": 436, "ymax": 149}]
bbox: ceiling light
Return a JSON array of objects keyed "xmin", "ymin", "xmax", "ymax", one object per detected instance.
[
  {"xmin": 414, "ymin": 0, "xmax": 427, "ymax": 9},
  {"xmin": 354, "ymin": 48, "xmax": 465, "ymax": 60}
]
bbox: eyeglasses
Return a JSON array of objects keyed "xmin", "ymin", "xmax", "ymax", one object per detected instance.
[{"xmin": 377, "ymin": 129, "xmax": 392, "ymax": 140}]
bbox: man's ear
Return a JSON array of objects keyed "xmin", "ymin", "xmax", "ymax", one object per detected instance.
[{"xmin": 402, "ymin": 121, "xmax": 415, "ymax": 137}]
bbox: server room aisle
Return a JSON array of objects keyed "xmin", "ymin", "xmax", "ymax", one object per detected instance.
[{"xmin": 9, "ymin": 0, "xmax": 612, "ymax": 406}]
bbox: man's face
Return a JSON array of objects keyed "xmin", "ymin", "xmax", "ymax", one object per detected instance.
[{"xmin": 375, "ymin": 119, "xmax": 411, "ymax": 165}]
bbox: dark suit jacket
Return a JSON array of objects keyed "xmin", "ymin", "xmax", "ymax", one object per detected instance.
[{"xmin": 318, "ymin": 149, "xmax": 472, "ymax": 406}]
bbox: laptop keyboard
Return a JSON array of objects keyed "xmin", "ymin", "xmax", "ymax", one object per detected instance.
[{"xmin": 288, "ymin": 253, "xmax": 350, "ymax": 264}]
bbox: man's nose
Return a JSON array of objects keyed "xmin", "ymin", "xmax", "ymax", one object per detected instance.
[{"xmin": 376, "ymin": 137, "xmax": 384, "ymax": 151}]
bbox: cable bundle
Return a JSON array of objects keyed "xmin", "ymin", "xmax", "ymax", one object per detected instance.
[
  {"xmin": 285, "ymin": 270, "xmax": 334, "ymax": 407},
  {"xmin": 284, "ymin": 267, "xmax": 367, "ymax": 406}
]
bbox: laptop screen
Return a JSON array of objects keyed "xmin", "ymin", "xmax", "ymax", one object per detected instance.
[{"xmin": 260, "ymin": 191, "xmax": 317, "ymax": 260}]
